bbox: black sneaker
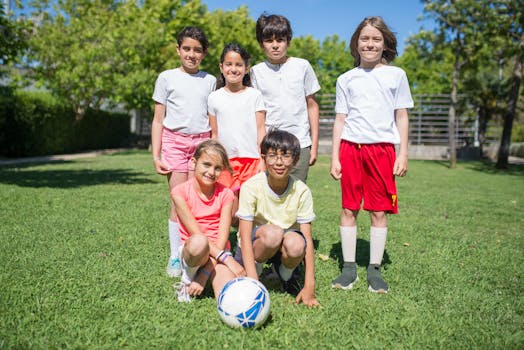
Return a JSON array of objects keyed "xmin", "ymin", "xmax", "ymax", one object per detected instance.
[
  {"xmin": 332, "ymin": 262, "xmax": 358, "ymax": 290},
  {"xmin": 367, "ymin": 264, "xmax": 388, "ymax": 294},
  {"xmin": 272, "ymin": 258, "xmax": 303, "ymax": 297}
]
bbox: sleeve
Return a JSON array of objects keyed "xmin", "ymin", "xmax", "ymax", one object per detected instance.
[
  {"xmin": 236, "ymin": 180, "xmax": 256, "ymax": 221},
  {"xmin": 296, "ymin": 186, "xmax": 316, "ymax": 224},
  {"xmin": 254, "ymin": 90, "xmax": 266, "ymax": 112},
  {"xmin": 207, "ymin": 92, "xmax": 217, "ymax": 116},
  {"xmin": 171, "ymin": 181, "xmax": 188, "ymax": 201},
  {"xmin": 394, "ymin": 70, "xmax": 414, "ymax": 109},
  {"xmin": 220, "ymin": 185, "xmax": 235, "ymax": 205},
  {"xmin": 250, "ymin": 67, "xmax": 258, "ymax": 90},
  {"xmin": 335, "ymin": 76, "xmax": 349, "ymax": 115},
  {"xmin": 152, "ymin": 73, "xmax": 167, "ymax": 104},
  {"xmin": 303, "ymin": 61, "xmax": 321, "ymax": 96}
]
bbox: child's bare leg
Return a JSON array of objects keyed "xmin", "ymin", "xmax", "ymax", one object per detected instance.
[
  {"xmin": 280, "ymin": 231, "xmax": 306, "ymax": 270},
  {"xmin": 211, "ymin": 264, "xmax": 236, "ymax": 299},
  {"xmin": 253, "ymin": 224, "xmax": 284, "ymax": 263},
  {"xmin": 182, "ymin": 233, "xmax": 210, "ymax": 283}
]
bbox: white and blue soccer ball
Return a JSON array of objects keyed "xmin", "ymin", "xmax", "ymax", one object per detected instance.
[{"xmin": 217, "ymin": 277, "xmax": 270, "ymax": 329}]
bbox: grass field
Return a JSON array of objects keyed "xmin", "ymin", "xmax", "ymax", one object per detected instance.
[{"xmin": 0, "ymin": 151, "xmax": 522, "ymax": 349}]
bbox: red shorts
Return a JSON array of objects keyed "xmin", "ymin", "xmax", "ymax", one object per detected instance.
[
  {"xmin": 218, "ymin": 157, "xmax": 260, "ymax": 192},
  {"xmin": 161, "ymin": 129, "xmax": 210, "ymax": 173},
  {"xmin": 339, "ymin": 141, "xmax": 398, "ymax": 214}
]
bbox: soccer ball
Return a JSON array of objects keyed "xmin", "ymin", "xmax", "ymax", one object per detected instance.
[{"xmin": 217, "ymin": 277, "xmax": 270, "ymax": 329}]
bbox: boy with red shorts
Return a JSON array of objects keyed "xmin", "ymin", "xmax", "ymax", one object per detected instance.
[{"xmin": 330, "ymin": 16, "xmax": 413, "ymax": 293}]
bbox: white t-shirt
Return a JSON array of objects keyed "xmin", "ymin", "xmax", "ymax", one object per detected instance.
[
  {"xmin": 251, "ymin": 57, "xmax": 321, "ymax": 148},
  {"xmin": 152, "ymin": 68, "xmax": 216, "ymax": 134},
  {"xmin": 335, "ymin": 65, "xmax": 414, "ymax": 144},
  {"xmin": 207, "ymin": 87, "xmax": 266, "ymax": 159},
  {"xmin": 236, "ymin": 172, "xmax": 315, "ymax": 230}
]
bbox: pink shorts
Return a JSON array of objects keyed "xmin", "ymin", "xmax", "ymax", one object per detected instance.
[
  {"xmin": 161, "ymin": 129, "xmax": 210, "ymax": 173},
  {"xmin": 218, "ymin": 158, "xmax": 261, "ymax": 192},
  {"xmin": 339, "ymin": 141, "xmax": 398, "ymax": 214}
]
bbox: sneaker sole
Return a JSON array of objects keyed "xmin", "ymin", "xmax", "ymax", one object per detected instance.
[
  {"xmin": 166, "ymin": 267, "xmax": 182, "ymax": 278},
  {"xmin": 368, "ymin": 285, "xmax": 388, "ymax": 294},
  {"xmin": 332, "ymin": 276, "xmax": 359, "ymax": 290}
]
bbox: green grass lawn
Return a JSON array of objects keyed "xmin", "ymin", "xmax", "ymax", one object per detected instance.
[{"xmin": 0, "ymin": 152, "xmax": 522, "ymax": 349}]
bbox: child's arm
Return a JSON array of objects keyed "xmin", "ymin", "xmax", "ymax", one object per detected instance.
[
  {"xmin": 238, "ymin": 219, "xmax": 258, "ymax": 279},
  {"xmin": 256, "ymin": 110, "xmax": 267, "ymax": 172},
  {"xmin": 209, "ymin": 113, "xmax": 218, "ymax": 140},
  {"xmin": 295, "ymin": 222, "xmax": 320, "ymax": 307},
  {"xmin": 151, "ymin": 102, "xmax": 170, "ymax": 175},
  {"xmin": 306, "ymin": 94, "xmax": 320, "ymax": 166},
  {"xmin": 330, "ymin": 113, "xmax": 346, "ymax": 180},
  {"xmin": 394, "ymin": 108, "xmax": 409, "ymax": 177},
  {"xmin": 172, "ymin": 195, "xmax": 203, "ymax": 236}
]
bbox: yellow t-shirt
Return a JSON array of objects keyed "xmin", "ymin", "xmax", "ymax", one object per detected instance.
[{"xmin": 236, "ymin": 172, "xmax": 315, "ymax": 230}]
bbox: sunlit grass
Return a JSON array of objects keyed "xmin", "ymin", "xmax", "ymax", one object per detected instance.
[{"xmin": 0, "ymin": 152, "xmax": 522, "ymax": 349}]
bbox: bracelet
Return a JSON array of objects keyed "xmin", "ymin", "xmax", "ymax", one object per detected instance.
[
  {"xmin": 220, "ymin": 252, "xmax": 232, "ymax": 264},
  {"xmin": 215, "ymin": 250, "xmax": 225, "ymax": 261}
]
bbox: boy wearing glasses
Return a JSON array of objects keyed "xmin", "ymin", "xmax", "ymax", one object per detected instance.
[{"xmin": 234, "ymin": 129, "xmax": 319, "ymax": 307}]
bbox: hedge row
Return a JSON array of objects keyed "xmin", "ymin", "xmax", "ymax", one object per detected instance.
[{"xmin": 0, "ymin": 87, "xmax": 130, "ymax": 158}]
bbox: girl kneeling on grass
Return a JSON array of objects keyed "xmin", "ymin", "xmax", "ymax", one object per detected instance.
[{"xmin": 171, "ymin": 140, "xmax": 246, "ymax": 302}]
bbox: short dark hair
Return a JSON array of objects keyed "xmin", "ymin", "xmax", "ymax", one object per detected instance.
[
  {"xmin": 256, "ymin": 14, "xmax": 293, "ymax": 43},
  {"xmin": 260, "ymin": 129, "xmax": 301, "ymax": 161},
  {"xmin": 176, "ymin": 26, "xmax": 209, "ymax": 52}
]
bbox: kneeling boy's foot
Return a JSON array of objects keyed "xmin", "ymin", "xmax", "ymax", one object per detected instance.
[
  {"xmin": 272, "ymin": 260, "xmax": 302, "ymax": 297},
  {"xmin": 166, "ymin": 257, "xmax": 182, "ymax": 278},
  {"xmin": 332, "ymin": 262, "xmax": 358, "ymax": 290},
  {"xmin": 367, "ymin": 264, "xmax": 388, "ymax": 294}
]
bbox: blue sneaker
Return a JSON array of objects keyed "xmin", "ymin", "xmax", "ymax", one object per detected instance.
[{"xmin": 166, "ymin": 257, "xmax": 182, "ymax": 278}]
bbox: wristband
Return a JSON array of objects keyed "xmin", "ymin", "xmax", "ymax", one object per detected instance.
[
  {"xmin": 220, "ymin": 252, "xmax": 232, "ymax": 263},
  {"xmin": 215, "ymin": 250, "xmax": 225, "ymax": 261}
]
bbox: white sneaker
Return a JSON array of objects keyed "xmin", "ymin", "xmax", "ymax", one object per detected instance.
[
  {"xmin": 166, "ymin": 257, "xmax": 182, "ymax": 278},
  {"xmin": 174, "ymin": 282, "xmax": 191, "ymax": 303}
]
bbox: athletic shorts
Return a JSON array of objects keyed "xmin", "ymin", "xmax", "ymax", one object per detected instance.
[
  {"xmin": 339, "ymin": 140, "xmax": 398, "ymax": 214},
  {"xmin": 161, "ymin": 128, "xmax": 210, "ymax": 173},
  {"xmin": 218, "ymin": 157, "xmax": 261, "ymax": 192},
  {"xmin": 291, "ymin": 147, "xmax": 311, "ymax": 183},
  {"xmin": 234, "ymin": 225, "xmax": 306, "ymax": 265}
]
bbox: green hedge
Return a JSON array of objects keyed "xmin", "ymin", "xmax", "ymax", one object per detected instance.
[{"xmin": 0, "ymin": 87, "xmax": 130, "ymax": 157}]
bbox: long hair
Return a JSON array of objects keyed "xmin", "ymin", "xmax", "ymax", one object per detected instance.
[
  {"xmin": 216, "ymin": 43, "xmax": 252, "ymax": 89},
  {"xmin": 349, "ymin": 16, "xmax": 397, "ymax": 67}
]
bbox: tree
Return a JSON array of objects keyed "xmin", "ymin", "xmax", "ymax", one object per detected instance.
[{"xmin": 0, "ymin": 1, "xmax": 28, "ymax": 74}]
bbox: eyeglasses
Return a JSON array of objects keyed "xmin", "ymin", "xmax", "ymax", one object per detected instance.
[{"xmin": 264, "ymin": 152, "xmax": 294, "ymax": 165}]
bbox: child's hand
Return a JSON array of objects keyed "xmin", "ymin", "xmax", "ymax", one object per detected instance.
[
  {"xmin": 393, "ymin": 154, "xmax": 408, "ymax": 177},
  {"xmin": 153, "ymin": 159, "xmax": 171, "ymax": 175},
  {"xmin": 188, "ymin": 280, "xmax": 205, "ymax": 296},
  {"xmin": 224, "ymin": 256, "xmax": 246, "ymax": 277},
  {"xmin": 330, "ymin": 159, "xmax": 342, "ymax": 180},
  {"xmin": 295, "ymin": 286, "xmax": 320, "ymax": 308}
]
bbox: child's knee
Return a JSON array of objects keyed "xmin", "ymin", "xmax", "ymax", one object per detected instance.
[
  {"xmin": 183, "ymin": 233, "xmax": 210, "ymax": 264},
  {"xmin": 282, "ymin": 231, "xmax": 306, "ymax": 258},
  {"xmin": 257, "ymin": 224, "xmax": 284, "ymax": 249}
]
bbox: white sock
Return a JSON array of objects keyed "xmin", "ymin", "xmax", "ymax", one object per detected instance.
[
  {"xmin": 168, "ymin": 220, "xmax": 181, "ymax": 259},
  {"xmin": 181, "ymin": 258, "xmax": 199, "ymax": 285},
  {"xmin": 340, "ymin": 226, "xmax": 357, "ymax": 263},
  {"xmin": 369, "ymin": 227, "xmax": 388, "ymax": 265},
  {"xmin": 278, "ymin": 264, "xmax": 294, "ymax": 281}
]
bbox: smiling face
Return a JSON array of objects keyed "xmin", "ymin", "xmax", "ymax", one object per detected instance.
[
  {"xmin": 220, "ymin": 50, "xmax": 248, "ymax": 87},
  {"xmin": 176, "ymin": 37, "xmax": 206, "ymax": 74},
  {"xmin": 192, "ymin": 150, "xmax": 224, "ymax": 189},
  {"xmin": 357, "ymin": 25, "xmax": 385, "ymax": 68},
  {"xmin": 263, "ymin": 148, "xmax": 295, "ymax": 181},
  {"xmin": 260, "ymin": 36, "xmax": 289, "ymax": 64}
]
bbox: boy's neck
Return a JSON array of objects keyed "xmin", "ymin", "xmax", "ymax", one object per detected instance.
[
  {"xmin": 267, "ymin": 175, "xmax": 289, "ymax": 195},
  {"xmin": 267, "ymin": 56, "xmax": 289, "ymax": 65}
]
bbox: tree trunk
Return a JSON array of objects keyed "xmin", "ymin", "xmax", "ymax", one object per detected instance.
[
  {"xmin": 496, "ymin": 34, "xmax": 523, "ymax": 169},
  {"xmin": 448, "ymin": 49, "xmax": 460, "ymax": 169}
]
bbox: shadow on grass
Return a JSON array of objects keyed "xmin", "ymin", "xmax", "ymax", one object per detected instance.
[
  {"xmin": 0, "ymin": 161, "xmax": 155, "ymax": 188},
  {"xmin": 330, "ymin": 239, "xmax": 391, "ymax": 269}
]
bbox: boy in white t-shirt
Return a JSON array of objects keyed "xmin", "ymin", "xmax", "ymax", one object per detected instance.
[
  {"xmin": 331, "ymin": 17, "xmax": 414, "ymax": 294},
  {"xmin": 250, "ymin": 14, "xmax": 321, "ymax": 183},
  {"xmin": 235, "ymin": 129, "xmax": 319, "ymax": 307}
]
